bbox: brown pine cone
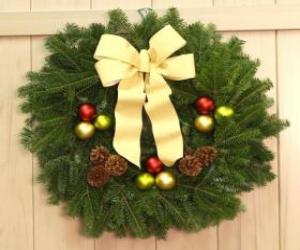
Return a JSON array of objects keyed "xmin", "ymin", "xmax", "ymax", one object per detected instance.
[
  {"xmin": 105, "ymin": 155, "xmax": 128, "ymax": 176},
  {"xmin": 194, "ymin": 146, "xmax": 217, "ymax": 167},
  {"xmin": 90, "ymin": 146, "xmax": 110, "ymax": 165},
  {"xmin": 87, "ymin": 165, "xmax": 110, "ymax": 188},
  {"xmin": 178, "ymin": 155, "xmax": 203, "ymax": 176}
]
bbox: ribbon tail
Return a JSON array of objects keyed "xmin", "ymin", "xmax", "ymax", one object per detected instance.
[
  {"xmin": 113, "ymin": 73, "xmax": 145, "ymax": 168},
  {"xmin": 144, "ymin": 74, "xmax": 183, "ymax": 166}
]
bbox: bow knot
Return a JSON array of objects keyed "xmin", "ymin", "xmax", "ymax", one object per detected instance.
[
  {"xmin": 139, "ymin": 49, "xmax": 150, "ymax": 73},
  {"xmin": 94, "ymin": 25, "xmax": 195, "ymax": 167}
]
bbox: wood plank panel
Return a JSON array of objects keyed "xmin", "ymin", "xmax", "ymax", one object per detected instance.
[
  {"xmin": 214, "ymin": 0, "xmax": 274, "ymax": 5},
  {"xmin": 32, "ymin": 0, "xmax": 89, "ymax": 10},
  {"xmin": 92, "ymin": 1, "xmax": 156, "ymax": 250},
  {"xmin": 277, "ymin": 30, "xmax": 300, "ymax": 250},
  {"xmin": 153, "ymin": 1, "xmax": 219, "ymax": 249},
  {"xmin": 218, "ymin": 31, "xmax": 279, "ymax": 250},
  {"xmin": 0, "ymin": 1, "xmax": 298, "ymax": 250},
  {"xmin": 277, "ymin": 0, "xmax": 300, "ymax": 4},
  {"xmin": 31, "ymin": 39, "xmax": 94, "ymax": 250},
  {"xmin": 157, "ymin": 228, "xmax": 218, "ymax": 250},
  {"xmin": 215, "ymin": 5, "xmax": 277, "ymax": 250},
  {"xmin": 92, "ymin": 0, "xmax": 150, "ymax": 9},
  {"xmin": 3, "ymin": 4, "xmax": 300, "ymax": 36},
  {"xmin": 0, "ymin": 0, "xmax": 29, "ymax": 10},
  {"xmin": 152, "ymin": 0, "xmax": 212, "ymax": 7},
  {"xmin": 30, "ymin": 1, "xmax": 94, "ymax": 250},
  {"xmin": 96, "ymin": 233, "xmax": 156, "ymax": 250},
  {"xmin": 0, "ymin": 36, "xmax": 32, "ymax": 250},
  {"xmin": 0, "ymin": 1, "xmax": 32, "ymax": 250}
]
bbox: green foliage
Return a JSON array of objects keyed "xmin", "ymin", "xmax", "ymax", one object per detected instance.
[{"xmin": 18, "ymin": 8, "xmax": 288, "ymax": 238}]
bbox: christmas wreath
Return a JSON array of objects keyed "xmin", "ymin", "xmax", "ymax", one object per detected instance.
[{"xmin": 18, "ymin": 8, "xmax": 288, "ymax": 238}]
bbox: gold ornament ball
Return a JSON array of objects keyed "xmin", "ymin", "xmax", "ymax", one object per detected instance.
[
  {"xmin": 215, "ymin": 106, "xmax": 235, "ymax": 120},
  {"xmin": 135, "ymin": 173, "xmax": 155, "ymax": 190},
  {"xmin": 155, "ymin": 171, "xmax": 176, "ymax": 190},
  {"xmin": 75, "ymin": 122, "xmax": 95, "ymax": 140},
  {"xmin": 94, "ymin": 114, "xmax": 112, "ymax": 130},
  {"xmin": 194, "ymin": 115, "xmax": 214, "ymax": 133}
]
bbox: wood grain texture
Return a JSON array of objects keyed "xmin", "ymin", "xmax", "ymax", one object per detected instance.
[
  {"xmin": 0, "ymin": 1, "xmax": 299, "ymax": 250},
  {"xmin": 0, "ymin": 36, "xmax": 32, "ymax": 250},
  {"xmin": 219, "ymin": 31, "xmax": 279, "ymax": 250},
  {"xmin": 153, "ymin": 1, "xmax": 219, "ymax": 249},
  {"xmin": 214, "ymin": 0, "xmax": 274, "ymax": 5},
  {"xmin": 3, "ymin": 4, "xmax": 300, "ymax": 36},
  {"xmin": 157, "ymin": 228, "xmax": 218, "ymax": 250},
  {"xmin": 152, "ymin": 0, "xmax": 212, "ymax": 7},
  {"xmin": 0, "ymin": 1, "xmax": 32, "ymax": 250},
  {"xmin": 30, "ymin": 1, "xmax": 94, "ymax": 250},
  {"xmin": 96, "ymin": 233, "xmax": 155, "ymax": 250},
  {"xmin": 277, "ymin": 30, "xmax": 300, "ymax": 250},
  {"xmin": 215, "ymin": 5, "xmax": 278, "ymax": 250},
  {"xmin": 32, "ymin": 0, "xmax": 89, "ymax": 10},
  {"xmin": 218, "ymin": 219, "xmax": 241, "ymax": 250},
  {"xmin": 0, "ymin": 0, "xmax": 29, "ymax": 10},
  {"xmin": 277, "ymin": 0, "xmax": 300, "ymax": 4},
  {"xmin": 91, "ymin": 0, "xmax": 150, "ymax": 9},
  {"xmin": 31, "ymin": 39, "xmax": 94, "ymax": 250},
  {"xmin": 206, "ymin": 14, "xmax": 300, "ymax": 250}
]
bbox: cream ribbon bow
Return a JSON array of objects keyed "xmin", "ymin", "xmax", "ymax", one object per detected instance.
[{"xmin": 94, "ymin": 25, "xmax": 195, "ymax": 167}]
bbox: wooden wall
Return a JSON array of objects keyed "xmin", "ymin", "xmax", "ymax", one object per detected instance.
[{"xmin": 0, "ymin": 1, "xmax": 299, "ymax": 250}]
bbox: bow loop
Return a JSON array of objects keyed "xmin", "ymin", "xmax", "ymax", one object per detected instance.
[
  {"xmin": 94, "ymin": 25, "xmax": 195, "ymax": 167},
  {"xmin": 160, "ymin": 54, "xmax": 195, "ymax": 80},
  {"xmin": 149, "ymin": 25, "xmax": 186, "ymax": 64},
  {"xmin": 95, "ymin": 59, "xmax": 134, "ymax": 87},
  {"xmin": 94, "ymin": 34, "xmax": 139, "ymax": 66}
]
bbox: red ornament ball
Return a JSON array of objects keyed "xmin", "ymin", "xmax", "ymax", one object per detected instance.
[
  {"xmin": 194, "ymin": 96, "xmax": 215, "ymax": 114},
  {"xmin": 145, "ymin": 156, "xmax": 164, "ymax": 174},
  {"xmin": 78, "ymin": 103, "xmax": 97, "ymax": 122}
]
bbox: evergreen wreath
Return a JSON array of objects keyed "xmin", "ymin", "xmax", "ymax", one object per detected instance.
[{"xmin": 18, "ymin": 8, "xmax": 288, "ymax": 238}]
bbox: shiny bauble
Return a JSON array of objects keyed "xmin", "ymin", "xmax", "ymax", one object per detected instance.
[
  {"xmin": 135, "ymin": 173, "xmax": 155, "ymax": 190},
  {"xmin": 94, "ymin": 114, "xmax": 112, "ymax": 130},
  {"xmin": 194, "ymin": 115, "xmax": 214, "ymax": 133},
  {"xmin": 78, "ymin": 103, "xmax": 97, "ymax": 122},
  {"xmin": 155, "ymin": 171, "xmax": 176, "ymax": 190},
  {"xmin": 145, "ymin": 156, "xmax": 163, "ymax": 174},
  {"xmin": 215, "ymin": 106, "xmax": 234, "ymax": 120},
  {"xmin": 194, "ymin": 96, "xmax": 215, "ymax": 114},
  {"xmin": 75, "ymin": 122, "xmax": 95, "ymax": 140}
]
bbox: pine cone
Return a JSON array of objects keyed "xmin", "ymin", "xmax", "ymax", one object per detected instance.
[
  {"xmin": 105, "ymin": 155, "xmax": 128, "ymax": 176},
  {"xmin": 87, "ymin": 165, "xmax": 110, "ymax": 188},
  {"xmin": 178, "ymin": 155, "xmax": 203, "ymax": 176},
  {"xmin": 194, "ymin": 146, "xmax": 217, "ymax": 167},
  {"xmin": 90, "ymin": 146, "xmax": 110, "ymax": 165}
]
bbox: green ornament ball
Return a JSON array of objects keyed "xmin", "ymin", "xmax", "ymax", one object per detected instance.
[
  {"xmin": 135, "ymin": 173, "xmax": 155, "ymax": 190},
  {"xmin": 94, "ymin": 114, "xmax": 112, "ymax": 130},
  {"xmin": 215, "ymin": 106, "xmax": 235, "ymax": 120}
]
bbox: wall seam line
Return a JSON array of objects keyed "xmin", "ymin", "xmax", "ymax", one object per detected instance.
[
  {"xmin": 30, "ymin": 36, "xmax": 35, "ymax": 250},
  {"xmin": 275, "ymin": 29, "xmax": 282, "ymax": 250},
  {"xmin": 216, "ymin": 226, "xmax": 220, "ymax": 250},
  {"xmin": 29, "ymin": 1, "xmax": 35, "ymax": 249}
]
